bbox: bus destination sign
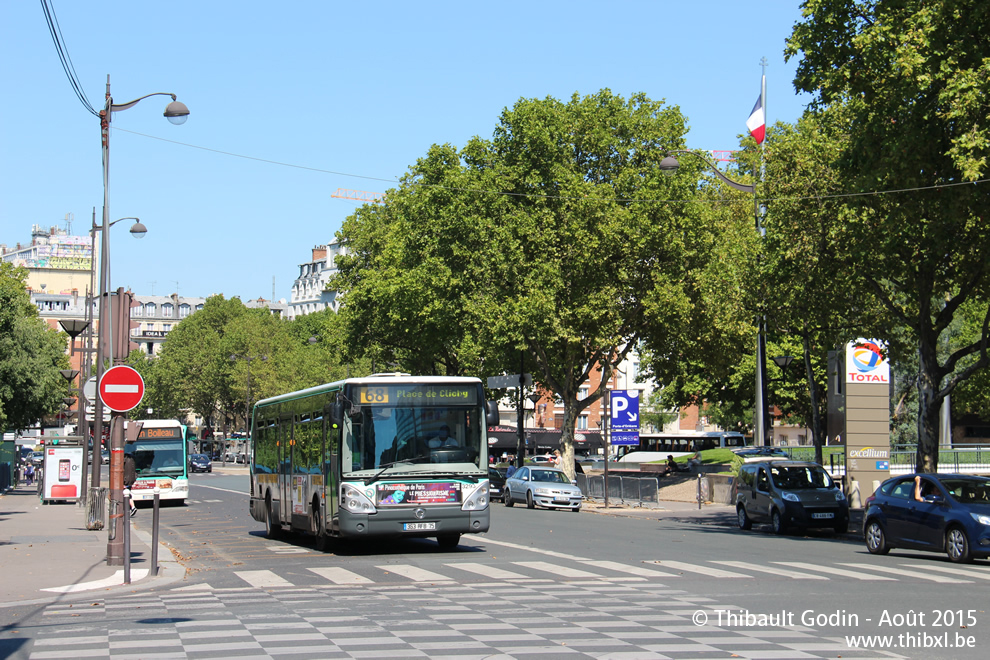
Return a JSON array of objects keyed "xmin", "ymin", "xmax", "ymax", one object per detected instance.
[{"xmin": 354, "ymin": 384, "xmax": 478, "ymax": 406}]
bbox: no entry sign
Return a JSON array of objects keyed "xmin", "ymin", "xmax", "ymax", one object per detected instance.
[{"xmin": 99, "ymin": 365, "xmax": 145, "ymax": 412}]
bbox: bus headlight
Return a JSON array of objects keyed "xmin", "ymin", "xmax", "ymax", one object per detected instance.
[
  {"xmin": 340, "ymin": 484, "xmax": 377, "ymax": 514},
  {"xmin": 462, "ymin": 480, "xmax": 489, "ymax": 511}
]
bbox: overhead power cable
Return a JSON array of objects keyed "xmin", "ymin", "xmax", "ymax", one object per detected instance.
[{"xmin": 40, "ymin": 0, "xmax": 98, "ymax": 117}]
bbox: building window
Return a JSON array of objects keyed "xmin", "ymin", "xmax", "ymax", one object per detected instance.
[
  {"xmin": 179, "ymin": 304, "xmax": 191, "ymax": 318},
  {"xmin": 145, "ymin": 303, "xmax": 155, "ymax": 317},
  {"xmin": 578, "ymin": 387, "xmax": 589, "ymax": 401},
  {"xmin": 162, "ymin": 304, "xmax": 174, "ymax": 318},
  {"xmin": 163, "ymin": 324, "xmax": 172, "ymax": 332},
  {"xmin": 132, "ymin": 305, "xmax": 142, "ymax": 317},
  {"xmin": 577, "ymin": 416, "xmax": 588, "ymax": 430}
]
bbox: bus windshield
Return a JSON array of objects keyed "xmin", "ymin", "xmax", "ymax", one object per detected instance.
[
  {"xmin": 342, "ymin": 383, "xmax": 484, "ymax": 476},
  {"xmin": 126, "ymin": 439, "xmax": 185, "ymax": 478}
]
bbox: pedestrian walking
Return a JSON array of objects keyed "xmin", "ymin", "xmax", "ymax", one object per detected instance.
[
  {"xmin": 24, "ymin": 463, "xmax": 35, "ymax": 485},
  {"xmin": 123, "ymin": 452, "xmax": 137, "ymax": 517}
]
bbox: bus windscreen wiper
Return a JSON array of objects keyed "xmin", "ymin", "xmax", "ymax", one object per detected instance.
[{"xmin": 365, "ymin": 455, "xmax": 432, "ymax": 485}]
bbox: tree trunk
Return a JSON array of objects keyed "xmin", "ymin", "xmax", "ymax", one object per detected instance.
[
  {"xmin": 802, "ymin": 335, "xmax": 826, "ymax": 467},
  {"xmin": 915, "ymin": 342, "xmax": 942, "ymax": 473},
  {"xmin": 558, "ymin": 399, "xmax": 578, "ymax": 482}
]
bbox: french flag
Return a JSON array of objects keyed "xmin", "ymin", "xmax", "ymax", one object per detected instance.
[{"xmin": 746, "ymin": 96, "xmax": 765, "ymax": 144}]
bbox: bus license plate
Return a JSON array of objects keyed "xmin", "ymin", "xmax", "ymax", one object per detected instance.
[
  {"xmin": 403, "ymin": 522, "xmax": 436, "ymax": 531},
  {"xmin": 811, "ymin": 512, "xmax": 834, "ymax": 519}
]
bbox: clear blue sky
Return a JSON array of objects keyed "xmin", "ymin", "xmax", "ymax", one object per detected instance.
[{"xmin": 1, "ymin": 1, "xmax": 811, "ymax": 303}]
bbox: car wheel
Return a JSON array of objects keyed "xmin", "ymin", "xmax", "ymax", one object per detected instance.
[
  {"xmin": 526, "ymin": 491, "xmax": 535, "ymax": 509},
  {"xmin": 572, "ymin": 506, "xmax": 580, "ymax": 513},
  {"xmin": 946, "ymin": 526, "xmax": 973, "ymax": 563},
  {"xmin": 504, "ymin": 488, "xmax": 514, "ymax": 507},
  {"xmin": 737, "ymin": 505, "xmax": 752, "ymax": 530},
  {"xmin": 313, "ymin": 502, "xmax": 331, "ymax": 552},
  {"xmin": 771, "ymin": 509, "xmax": 786, "ymax": 535},
  {"xmin": 865, "ymin": 519, "xmax": 889, "ymax": 555}
]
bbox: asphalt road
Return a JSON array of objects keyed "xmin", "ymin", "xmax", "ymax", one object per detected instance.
[{"xmin": 3, "ymin": 470, "xmax": 989, "ymax": 658}]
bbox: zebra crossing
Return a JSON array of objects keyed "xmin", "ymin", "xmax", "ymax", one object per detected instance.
[{"xmin": 215, "ymin": 556, "xmax": 990, "ymax": 589}]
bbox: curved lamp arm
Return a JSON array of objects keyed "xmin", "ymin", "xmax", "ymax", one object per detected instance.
[{"xmin": 660, "ymin": 150, "xmax": 755, "ymax": 194}]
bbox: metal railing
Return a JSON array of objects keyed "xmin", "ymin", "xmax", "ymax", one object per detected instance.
[{"xmin": 577, "ymin": 474, "xmax": 662, "ymax": 507}]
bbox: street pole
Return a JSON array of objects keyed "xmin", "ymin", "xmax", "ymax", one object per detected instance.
[{"xmin": 96, "ymin": 75, "xmax": 187, "ymax": 563}]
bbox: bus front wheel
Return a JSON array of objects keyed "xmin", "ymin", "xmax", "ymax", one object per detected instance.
[
  {"xmin": 265, "ymin": 495, "xmax": 281, "ymax": 539},
  {"xmin": 437, "ymin": 534, "xmax": 460, "ymax": 550}
]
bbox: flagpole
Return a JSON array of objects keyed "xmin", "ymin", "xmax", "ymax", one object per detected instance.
[{"xmin": 755, "ymin": 57, "xmax": 769, "ymax": 447}]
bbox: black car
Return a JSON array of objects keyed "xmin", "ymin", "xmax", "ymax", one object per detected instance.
[
  {"xmin": 189, "ymin": 453, "xmax": 212, "ymax": 473},
  {"xmin": 488, "ymin": 466, "xmax": 507, "ymax": 502},
  {"xmin": 864, "ymin": 473, "xmax": 990, "ymax": 563}
]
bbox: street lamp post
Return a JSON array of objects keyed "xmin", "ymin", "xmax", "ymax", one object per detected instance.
[
  {"xmin": 58, "ymin": 319, "xmax": 89, "ymax": 504},
  {"xmin": 659, "ymin": 150, "xmax": 770, "ymax": 446},
  {"xmin": 98, "ymin": 75, "xmax": 188, "ymax": 566}
]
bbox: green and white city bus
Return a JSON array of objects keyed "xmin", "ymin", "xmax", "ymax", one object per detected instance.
[{"xmin": 249, "ymin": 374, "xmax": 499, "ymax": 549}]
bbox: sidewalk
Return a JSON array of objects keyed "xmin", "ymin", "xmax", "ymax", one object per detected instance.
[{"xmin": 0, "ymin": 483, "xmax": 182, "ymax": 608}]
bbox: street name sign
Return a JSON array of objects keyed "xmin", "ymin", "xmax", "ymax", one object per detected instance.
[{"xmin": 487, "ymin": 373, "xmax": 533, "ymax": 389}]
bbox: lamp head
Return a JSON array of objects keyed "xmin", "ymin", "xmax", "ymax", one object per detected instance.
[
  {"xmin": 772, "ymin": 355, "xmax": 795, "ymax": 370},
  {"xmin": 129, "ymin": 221, "xmax": 148, "ymax": 239},
  {"xmin": 164, "ymin": 100, "xmax": 189, "ymax": 125},
  {"xmin": 659, "ymin": 155, "xmax": 680, "ymax": 175}
]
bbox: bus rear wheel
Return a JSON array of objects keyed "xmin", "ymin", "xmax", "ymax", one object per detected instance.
[{"xmin": 313, "ymin": 499, "xmax": 331, "ymax": 552}]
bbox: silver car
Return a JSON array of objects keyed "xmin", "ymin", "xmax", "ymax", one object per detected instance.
[{"xmin": 504, "ymin": 466, "xmax": 582, "ymax": 512}]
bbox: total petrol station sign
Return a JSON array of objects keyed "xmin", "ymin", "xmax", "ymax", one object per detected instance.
[
  {"xmin": 845, "ymin": 339, "xmax": 889, "ymax": 384},
  {"xmin": 98, "ymin": 365, "xmax": 145, "ymax": 412}
]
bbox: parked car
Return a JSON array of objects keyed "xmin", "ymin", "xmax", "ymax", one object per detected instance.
[
  {"xmin": 29, "ymin": 451, "xmax": 45, "ymax": 467},
  {"xmin": 488, "ymin": 466, "xmax": 507, "ymax": 502},
  {"xmin": 101, "ymin": 449, "xmax": 110, "ymax": 464},
  {"xmin": 189, "ymin": 453, "xmax": 213, "ymax": 473},
  {"xmin": 504, "ymin": 466, "xmax": 582, "ymax": 512},
  {"xmin": 529, "ymin": 454, "xmax": 556, "ymax": 465},
  {"xmin": 733, "ymin": 460, "xmax": 848, "ymax": 534},
  {"xmin": 864, "ymin": 473, "xmax": 990, "ymax": 563}
]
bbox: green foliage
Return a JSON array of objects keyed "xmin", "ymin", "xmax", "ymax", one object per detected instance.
[
  {"xmin": 0, "ymin": 263, "xmax": 69, "ymax": 431},
  {"xmin": 788, "ymin": 0, "xmax": 990, "ymax": 471}
]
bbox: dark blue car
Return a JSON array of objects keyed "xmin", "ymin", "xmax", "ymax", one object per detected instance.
[
  {"xmin": 864, "ymin": 473, "xmax": 990, "ymax": 563},
  {"xmin": 189, "ymin": 453, "xmax": 212, "ymax": 473}
]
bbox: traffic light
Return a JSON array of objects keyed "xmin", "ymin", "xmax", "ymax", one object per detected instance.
[{"xmin": 111, "ymin": 288, "xmax": 141, "ymax": 359}]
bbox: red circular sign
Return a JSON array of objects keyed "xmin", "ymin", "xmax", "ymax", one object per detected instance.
[{"xmin": 99, "ymin": 365, "xmax": 145, "ymax": 412}]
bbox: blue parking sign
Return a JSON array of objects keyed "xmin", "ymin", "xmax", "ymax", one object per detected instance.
[{"xmin": 610, "ymin": 390, "xmax": 639, "ymax": 430}]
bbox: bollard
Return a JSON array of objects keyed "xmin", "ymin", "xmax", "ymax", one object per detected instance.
[
  {"xmin": 151, "ymin": 487, "xmax": 160, "ymax": 576},
  {"xmin": 697, "ymin": 472, "xmax": 702, "ymax": 510},
  {"xmin": 123, "ymin": 488, "xmax": 131, "ymax": 584}
]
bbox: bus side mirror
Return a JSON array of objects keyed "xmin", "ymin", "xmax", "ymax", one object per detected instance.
[
  {"xmin": 331, "ymin": 401, "xmax": 344, "ymax": 424},
  {"xmin": 486, "ymin": 400, "xmax": 500, "ymax": 426}
]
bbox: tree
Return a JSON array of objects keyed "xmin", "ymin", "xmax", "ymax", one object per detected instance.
[
  {"xmin": 788, "ymin": 0, "xmax": 990, "ymax": 472},
  {"xmin": 337, "ymin": 89, "xmax": 739, "ymax": 480},
  {"xmin": 0, "ymin": 263, "xmax": 69, "ymax": 431}
]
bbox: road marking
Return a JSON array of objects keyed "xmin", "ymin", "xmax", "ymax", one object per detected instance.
[
  {"xmin": 309, "ymin": 567, "xmax": 374, "ymax": 584},
  {"xmin": 650, "ymin": 560, "xmax": 752, "ymax": 579},
  {"xmin": 775, "ymin": 562, "xmax": 895, "ymax": 581},
  {"xmin": 579, "ymin": 560, "xmax": 680, "ymax": 578},
  {"xmin": 714, "ymin": 561, "xmax": 829, "ymax": 580},
  {"xmin": 469, "ymin": 536, "xmax": 594, "ymax": 561},
  {"xmin": 376, "ymin": 564, "xmax": 452, "ymax": 582},
  {"xmin": 445, "ymin": 562, "xmax": 528, "ymax": 579},
  {"xmin": 41, "ymin": 569, "xmax": 150, "ymax": 593},
  {"xmin": 514, "ymin": 561, "xmax": 601, "ymax": 578},
  {"xmin": 265, "ymin": 544, "xmax": 310, "ymax": 554},
  {"xmin": 840, "ymin": 563, "xmax": 971, "ymax": 583},
  {"xmin": 191, "ymin": 483, "xmax": 247, "ymax": 496},
  {"xmin": 234, "ymin": 570, "xmax": 293, "ymax": 588},
  {"xmin": 902, "ymin": 563, "xmax": 990, "ymax": 581}
]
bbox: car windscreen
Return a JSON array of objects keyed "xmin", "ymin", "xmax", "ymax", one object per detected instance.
[
  {"xmin": 530, "ymin": 470, "xmax": 569, "ymax": 483},
  {"xmin": 940, "ymin": 478, "xmax": 990, "ymax": 503},
  {"xmin": 770, "ymin": 465, "xmax": 834, "ymax": 489}
]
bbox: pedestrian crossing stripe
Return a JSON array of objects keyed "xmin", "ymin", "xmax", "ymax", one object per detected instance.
[
  {"xmin": 216, "ymin": 558, "xmax": 990, "ymax": 589},
  {"xmin": 714, "ymin": 560, "xmax": 829, "ymax": 580},
  {"xmin": 774, "ymin": 561, "xmax": 895, "ymax": 581}
]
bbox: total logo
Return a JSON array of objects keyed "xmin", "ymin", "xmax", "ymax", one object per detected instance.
[{"xmin": 846, "ymin": 339, "xmax": 890, "ymax": 383}]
